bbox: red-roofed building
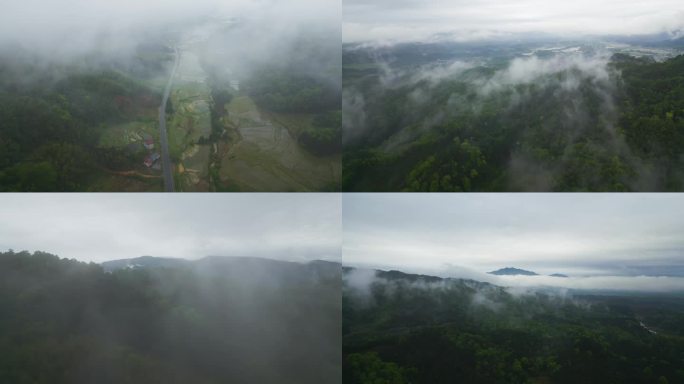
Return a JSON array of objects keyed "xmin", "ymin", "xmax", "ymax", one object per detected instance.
[{"xmin": 144, "ymin": 152, "xmax": 161, "ymax": 168}]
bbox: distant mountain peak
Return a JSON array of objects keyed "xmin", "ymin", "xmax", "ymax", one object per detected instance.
[
  {"xmin": 549, "ymin": 273, "xmax": 569, "ymax": 278},
  {"xmin": 100, "ymin": 255, "xmax": 338, "ymax": 273},
  {"xmin": 488, "ymin": 267, "xmax": 538, "ymax": 276}
]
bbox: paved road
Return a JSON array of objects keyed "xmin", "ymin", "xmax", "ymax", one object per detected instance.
[{"xmin": 159, "ymin": 46, "xmax": 180, "ymax": 192}]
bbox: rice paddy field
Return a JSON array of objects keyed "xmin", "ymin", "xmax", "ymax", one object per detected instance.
[{"xmin": 219, "ymin": 95, "xmax": 341, "ymax": 191}]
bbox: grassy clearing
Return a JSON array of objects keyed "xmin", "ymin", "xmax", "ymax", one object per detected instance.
[
  {"xmin": 175, "ymin": 82, "xmax": 211, "ymax": 98},
  {"xmin": 226, "ymin": 96, "xmax": 263, "ymax": 127},
  {"xmin": 182, "ymin": 144, "xmax": 210, "ymax": 173},
  {"xmin": 98, "ymin": 120, "xmax": 158, "ymax": 148}
]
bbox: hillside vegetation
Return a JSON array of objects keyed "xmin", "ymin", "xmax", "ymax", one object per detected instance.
[
  {"xmin": 343, "ymin": 268, "xmax": 684, "ymax": 384},
  {"xmin": 0, "ymin": 251, "xmax": 341, "ymax": 384},
  {"xmin": 343, "ymin": 53, "xmax": 684, "ymax": 191},
  {"xmin": 0, "ymin": 47, "xmax": 172, "ymax": 191}
]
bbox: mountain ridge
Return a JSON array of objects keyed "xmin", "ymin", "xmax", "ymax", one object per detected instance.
[{"xmin": 101, "ymin": 255, "xmax": 340, "ymax": 272}]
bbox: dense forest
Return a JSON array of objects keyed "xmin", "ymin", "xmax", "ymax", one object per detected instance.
[
  {"xmin": 0, "ymin": 250, "xmax": 341, "ymax": 384},
  {"xmin": 342, "ymin": 50, "xmax": 684, "ymax": 191},
  {"xmin": 0, "ymin": 46, "xmax": 171, "ymax": 191},
  {"xmin": 343, "ymin": 268, "xmax": 684, "ymax": 384}
]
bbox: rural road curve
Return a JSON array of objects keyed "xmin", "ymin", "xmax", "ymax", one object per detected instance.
[{"xmin": 159, "ymin": 46, "xmax": 180, "ymax": 192}]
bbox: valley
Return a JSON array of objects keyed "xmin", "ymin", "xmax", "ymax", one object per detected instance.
[
  {"xmin": 343, "ymin": 38, "xmax": 684, "ymax": 191},
  {"xmin": 343, "ymin": 267, "xmax": 684, "ymax": 384},
  {"xmin": 0, "ymin": 10, "xmax": 341, "ymax": 192}
]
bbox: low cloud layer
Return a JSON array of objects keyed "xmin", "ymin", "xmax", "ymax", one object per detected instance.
[
  {"xmin": 0, "ymin": 194, "xmax": 341, "ymax": 262},
  {"xmin": 497, "ymin": 274, "xmax": 684, "ymax": 293},
  {"xmin": 343, "ymin": 194, "xmax": 684, "ymax": 288},
  {"xmin": 342, "ymin": 50, "xmax": 624, "ymax": 154},
  {"xmin": 344, "ymin": 0, "xmax": 684, "ymax": 43},
  {"xmin": 0, "ymin": 0, "xmax": 339, "ymax": 65},
  {"xmin": 345, "ymin": 267, "xmax": 684, "ymax": 298},
  {"xmin": 478, "ymin": 54, "xmax": 612, "ymax": 95}
]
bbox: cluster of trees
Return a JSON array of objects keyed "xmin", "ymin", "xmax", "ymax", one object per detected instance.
[
  {"xmin": 0, "ymin": 65, "xmax": 162, "ymax": 191},
  {"xmin": 343, "ymin": 52, "xmax": 684, "ymax": 191},
  {"xmin": 208, "ymin": 85, "xmax": 233, "ymax": 142},
  {"xmin": 198, "ymin": 77, "xmax": 237, "ymax": 191},
  {"xmin": 244, "ymin": 68, "xmax": 340, "ymax": 113},
  {"xmin": 403, "ymin": 136, "xmax": 486, "ymax": 192},
  {"xmin": 343, "ymin": 268, "xmax": 684, "ymax": 384},
  {"xmin": 299, "ymin": 111, "xmax": 342, "ymax": 155},
  {"xmin": 0, "ymin": 250, "xmax": 341, "ymax": 384}
]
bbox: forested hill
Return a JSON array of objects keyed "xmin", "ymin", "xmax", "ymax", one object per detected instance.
[
  {"xmin": 488, "ymin": 267, "xmax": 539, "ymax": 275},
  {"xmin": 343, "ymin": 267, "xmax": 684, "ymax": 384},
  {"xmin": 0, "ymin": 251, "xmax": 341, "ymax": 384},
  {"xmin": 343, "ymin": 52, "xmax": 684, "ymax": 192}
]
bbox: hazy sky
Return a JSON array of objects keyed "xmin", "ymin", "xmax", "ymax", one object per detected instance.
[
  {"xmin": 344, "ymin": 0, "xmax": 684, "ymax": 43},
  {"xmin": 343, "ymin": 194, "xmax": 684, "ymax": 278},
  {"xmin": 0, "ymin": 194, "xmax": 341, "ymax": 263},
  {"xmin": 0, "ymin": 0, "xmax": 339, "ymax": 58}
]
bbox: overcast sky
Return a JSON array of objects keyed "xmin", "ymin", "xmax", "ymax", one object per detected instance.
[
  {"xmin": 0, "ymin": 0, "xmax": 338, "ymax": 58},
  {"xmin": 0, "ymin": 194, "xmax": 341, "ymax": 263},
  {"xmin": 344, "ymin": 0, "xmax": 684, "ymax": 43},
  {"xmin": 343, "ymin": 194, "xmax": 684, "ymax": 282}
]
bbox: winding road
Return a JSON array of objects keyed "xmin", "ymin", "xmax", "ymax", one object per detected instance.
[{"xmin": 159, "ymin": 46, "xmax": 180, "ymax": 192}]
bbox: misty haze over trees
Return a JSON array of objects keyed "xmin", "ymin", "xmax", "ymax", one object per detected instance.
[
  {"xmin": 0, "ymin": 250, "xmax": 341, "ymax": 384},
  {"xmin": 343, "ymin": 267, "xmax": 684, "ymax": 384},
  {"xmin": 0, "ymin": 0, "xmax": 341, "ymax": 191},
  {"xmin": 341, "ymin": 0, "xmax": 684, "ymax": 191},
  {"xmin": 342, "ymin": 37, "xmax": 684, "ymax": 191},
  {"xmin": 341, "ymin": 194, "xmax": 684, "ymax": 382}
]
